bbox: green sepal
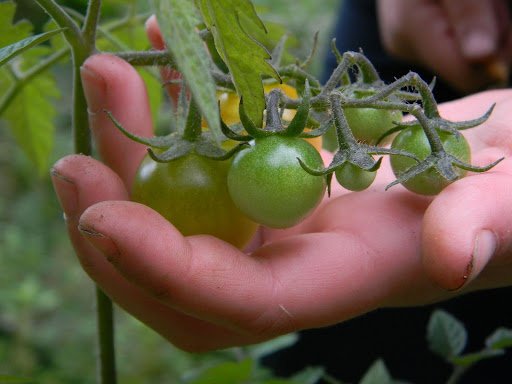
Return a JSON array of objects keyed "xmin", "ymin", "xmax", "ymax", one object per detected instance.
[
  {"xmin": 197, "ymin": 141, "xmax": 249, "ymax": 161},
  {"xmin": 239, "ymin": 97, "xmax": 271, "ymax": 138},
  {"xmin": 0, "ymin": 28, "xmax": 66, "ymax": 67},
  {"xmin": 299, "ymin": 117, "xmax": 333, "ymax": 138},
  {"xmin": 220, "ymin": 118, "xmax": 252, "ymax": 141},
  {"xmin": 104, "ymin": 109, "xmax": 172, "ymax": 148},
  {"xmin": 280, "ymin": 80, "xmax": 311, "ymax": 137},
  {"xmin": 148, "ymin": 140, "xmax": 193, "ymax": 162}
]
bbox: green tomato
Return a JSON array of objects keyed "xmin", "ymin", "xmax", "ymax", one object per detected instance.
[
  {"xmin": 228, "ymin": 136, "xmax": 326, "ymax": 228},
  {"xmin": 344, "ymin": 107, "xmax": 402, "ymax": 144},
  {"xmin": 335, "ymin": 162, "xmax": 377, "ymax": 191},
  {"xmin": 131, "ymin": 153, "xmax": 258, "ymax": 249},
  {"xmin": 390, "ymin": 125, "xmax": 471, "ymax": 195}
]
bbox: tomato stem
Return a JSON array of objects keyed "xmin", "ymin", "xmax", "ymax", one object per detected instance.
[
  {"xmin": 183, "ymin": 98, "xmax": 202, "ymax": 141},
  {"xmin": 265, "ymin": 90, "xmax": 284, "ymax": 131},
  {"xmin": 330, "ymin": 92, "xmax": 358, "ymax": 149}
]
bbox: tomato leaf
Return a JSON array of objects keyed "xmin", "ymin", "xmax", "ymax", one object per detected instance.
[
  {"xmin": 0, "ymin": 2, "xmax": 32, "ymax": 48},
  {"xmin": 0, "ymin": 49, "xmax": 60, "ymax": 176},
  {"xmin": 197, "ymin": 0, "xmax": 280, "ymax": 127},
  {"xmin": 427, "ymin": 309, "xmax": 467, "ymax": 359},
  {"xmin": 151, "ymin": 0, "xmax": 220, "ymax": 141},
  {"xmin": 359, "ymin": 359, "xmax": 393, "ymax": 384},
  {"xmin": 0, "ymin": 28, "xmax": 66, "ymax": 67},
  {"xmin": 485, "ymin": 327, "xmax": 512, "ymax": 350}
]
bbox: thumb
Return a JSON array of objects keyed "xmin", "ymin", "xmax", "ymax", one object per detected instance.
[{"xmin": 422, "ymin": 169, "xmax": 512, "ymax": 291}]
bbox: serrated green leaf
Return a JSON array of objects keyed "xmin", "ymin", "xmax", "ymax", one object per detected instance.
[
  {"xmin": 359, "ymin": 359, "xmax": 393, "ymax": 384},
  {"xmin": 151, "ymin": 0, "xmax": 220, "ymax": 141},
  {"xmin": 43, "ymin": 19, "xmax": 68, "ymax": 52},
  {"xmin": 0, "ymin": 49, "xmax": 59, "ymax": 175},
  {"xmin": 0, "ymin": 28, "xmax": 65, "ymax": 67},
  {"xmin": 198, "ymin": 0, "xmax": 280, "ymax": 127},
  {"xmin": 450, "ymin": 349, "xmax": 504, "ymax": 367},
  {"xmin": 485, "ymin": 327, "xmax": 512, "ymax": 350},
  {"xmin": 0, "ymin": 2, "xmax": 33, "ymax": 48},
  {"xmin": 427, "ymin": 310, "xmax": 467, "ymax": 359},
  {"xmin": 188, "ymin": 359, "xmax": 253, "ymax": 384}
]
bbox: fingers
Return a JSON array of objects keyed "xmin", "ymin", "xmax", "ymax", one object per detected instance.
[
  {"xmin": 80, "ymin": 54, "xmax": 153, "ymax": 188},
  {"xmin": 442, "ymin": 0, "xmax": 500, "ymax": 60},
  {"xmin": 78, "ymin": 187, "xmax": 445, "ymax": 339},
  {"xmin": 51, "ymin": 155, "xmax": 258, "ymax": 351},
  {"xmin": 441, "ymin": 0, "xmax": 510, "ymax": 85},
  {"xmin": 422, "ymin": 167, "xmax": 512, "ymax": 291},
  {"xmin": 78, "ymin": 200, "xmax": 285, "ymax": 334},
  {"xmin": 377, "ymin": 0, "xmax": 509, "ymax": 93}
]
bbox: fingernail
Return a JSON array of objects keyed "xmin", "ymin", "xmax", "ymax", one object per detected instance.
[
  {"xmin": 51, "ymin": 168, "xmax": 78, "ymax": 218},
  {"xmin": 461, "ymin": 31, "xmax": 495, "ymax": 60},
  {"xmin": 80, "ymin": 65, "xmax": 106, "ymax": 114},
  {"xmin": 463, "ymin": 230, "xmax": 498, "ymax": 286},
  {"xmin": 78, "ymin": 224, "xmax": 119, "ymax": 261}
]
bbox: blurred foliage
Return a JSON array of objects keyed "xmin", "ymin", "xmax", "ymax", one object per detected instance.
[{"xmin": 0, "ymin": 0, "xmax": 339, "ymax": 382}]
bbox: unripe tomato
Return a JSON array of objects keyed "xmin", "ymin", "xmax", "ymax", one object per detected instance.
[
  {"xmin": 131, "ymin": 153, "xmax": 258, "ymax": 248},
  {"xmin": 343, "ymin": 91, "xmax": 402, "ymax": 145},
  {"xmin": 227, "ymin": 136, "xmax": 326, "ymax": 228},
  {"xmin": 344, "ymin": 107, "xmax": 402, "ymax": 145},
  {"xmin": 390, "ymin": 125, "xmax": 471, "ymax": 195},
  {"xmin": 335, "ymin": 162, "xmax": 377, "ymax": 191}
]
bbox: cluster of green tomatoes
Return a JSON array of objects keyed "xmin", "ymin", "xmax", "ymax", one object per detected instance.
[{"xmin": 108, "ymin": 51, "xmax": 500, "ymax": 249}]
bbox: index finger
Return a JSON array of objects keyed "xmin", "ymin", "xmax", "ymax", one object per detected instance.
[{"xmin": 80, "ymin": 53, "xmax": 153, "ymax": 189}]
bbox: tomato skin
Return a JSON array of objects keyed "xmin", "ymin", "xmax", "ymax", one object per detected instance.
[
  {"xmin": 390, "ymin": 125, "xmax": 471, "ymax": 195},
  {"xmin": 227, "ymin": 136, "xmax": 326, "ymax": 228},
  {"xmin": 131, "ymin": 153, "xmax": 258, "ymax": 249},
  {"xmin": 344, "ymin": 107, "xmax": 402, "ymax": 145},
  {"xmin": 335, "ymin": 162, "xmax": 377, "ymax": 191}
]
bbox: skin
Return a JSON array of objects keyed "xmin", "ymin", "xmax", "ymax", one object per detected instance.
[
  {"xmin": 377, "ymin": 0, "xmax": 512, "ymax": 93},
  {"xmin": 51, "ymin": 18, "xmax": 512, "ymax": 352}
]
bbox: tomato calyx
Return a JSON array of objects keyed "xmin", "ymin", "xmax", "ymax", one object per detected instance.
[
  {"xmin": 386, "ymin": 109, "xmax": 504, "ymax": 192},
  {"xmin": 105, "ymin": 97, "xmax": 247, "ymax": 163},
  {"xmin": 221, "ymin": 80, "xmax": 329, "ymax": 142},
  {"xmin": 299, "ymin": 91, "xmax": 419, "ymax": 193}
]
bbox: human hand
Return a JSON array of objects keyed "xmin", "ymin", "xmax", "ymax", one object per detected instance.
[
  {"xmin": 51, "ymin": 18, "xmax": 512, "ymax": 352},
  {"xmin": 377, "ymin": 0, "xmax": 512, "ymax": 94}
]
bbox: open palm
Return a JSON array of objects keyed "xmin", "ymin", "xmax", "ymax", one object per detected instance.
[{"xmin": 51, "ymin": 22, "xmax": 512, "ymax": 352}]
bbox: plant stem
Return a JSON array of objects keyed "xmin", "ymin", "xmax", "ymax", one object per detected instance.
[
  {"xmin": 71, "ymin": 52, "xmax": 93, "ymax": 154},
  {"xmin": 33, "ymin": 1, "xmax": 116, "ymax": 383},
  {"xmin": 446, "ymin": 365, "xmax": 468, "ymax": 384},
  {"xmin": 96, "ymin": 289, "xmax": 117, "ymax": 384},
  {"xmin": 115, "ymin": 50, "xmax": 174, "ymax": 66},
  {"xmin": 82, "ymin": 0, "xmax": 102, "ymax": 53},
  {"xmin": 33, "ymin": 0, "xmax": 84, "ymax": 48}
]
